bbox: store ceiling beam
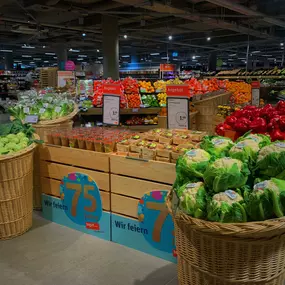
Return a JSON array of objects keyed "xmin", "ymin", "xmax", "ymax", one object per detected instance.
[
  {"xmin": 206, "ymin": 0, "xmax": 285, "ymax": 29},
  {"xmin": 113, "ymin": 0, "xmax": 276, "ymax": 40}
]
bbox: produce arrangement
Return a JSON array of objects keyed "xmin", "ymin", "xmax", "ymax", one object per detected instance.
[
  {"xmin": 139, "ymin": 81, "xmax": 155, "ymax": 93},
  {"xmin": 116, "ymin": 128, "xmax": 207, "ymax": 163},
  {"xmin": 9, "ymin": 90, "xmax": 75, "ymax": 121},
  {"xmin": 77, "ymin": 80, "xmax": 93, "ymax": 97},
  {"xmin": 124, "ymin": 115, "xmax": 158, "ymax": 126},
  {"xmin": 225, "ymin": 81, "xmax": 251, "ymax": 104},
  {"xmin": 0, "ymin": 119, "xmax": 37, "ymax": 155},
  {"xmin": 141, "ymin": 94, "xmax": 159, "ymax": 107},
  {"xmin": 174, "ymin": 132, "xmax": 285, "ymax": 223},
  {"xmin": 216, "ymin": 101, "xmax": 285, "ymax": 141}
]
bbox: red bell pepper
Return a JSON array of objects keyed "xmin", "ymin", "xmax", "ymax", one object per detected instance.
[
  {"xmin": 225, "ymin": 116, "xmax": 237, "ymax": 128},
  {"xmin": 270, "ymin": 128, "xmax": 285, "ymax": 141},
  {"xmin": 234, "ymin": 122, "xmax": 249, "ymax": 133},
  {"xmin": 239, "ymin": 117, "xmax": 251, "ymax": 126},
  {"xmin": 279, "ymin": 116, "xmax": 285, "ymax": 131},
  {"xmin": 249, "ymin": 117, "xmax": 267, "ymax": 133},
  {"xmin": 276, "ymin": 101, "xmax": 285, "ymax": 111}
]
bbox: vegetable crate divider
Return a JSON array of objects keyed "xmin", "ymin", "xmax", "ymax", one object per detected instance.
[
  {"xmin": 110, "ymin": 154, "xmax": 177, "ymax": 262},
  {"xmin": 195, "ymin": 92, "xmax": 231, "ymax": 134},
  {"xmin": 38, "ymin": 145, "xmax": 111, "ymax": 241}
]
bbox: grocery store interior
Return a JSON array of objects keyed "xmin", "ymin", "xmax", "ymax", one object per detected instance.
[{"xmin": 2, "ymin": 1, "xmax": 285, "ymax": 285}]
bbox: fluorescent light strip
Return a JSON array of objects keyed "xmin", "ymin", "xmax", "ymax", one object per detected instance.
[
  {"xmin": 22, "ymin": 45, "xmax": 35, "ymax": 49},
  {"xmin": 263, "ymin": 54, "xmax": 272, "ymax": 57},
  {"xmin": 121, "ymin": 55, "xmax": 130, "ymax": 58},
  {"xmin": 14, "ymin": 60, "xmax": 22, "ymax": 63},
  {"xmin": 77, "ymin": 58, "xmax": 83, "ymax": 60},
  {"xmin": 98, "ymin": 57, "xmax": 103, "ymax": 59},
  {"xmin": 251, "ymin": 51, "xmax": 261, "ymax": 54},
  {"xmin": 22, "ymin": 55, "xmax": 32, "ymax": 58},
  {"xmin": 69, "ymin": 49, "xmax": 80, "ymax": 52},
  {"xmin": 45, "ymin": 52, "xmax": 55, "ymax": 55},
  {"xmin": 44, "ymin": 61, "xmax": 49, "ymax": 63},
  {"xmin": 53, "ymin": 57, "xmax": 57, "ymax": 59},
  {"xmin": 0, "ymin": 49, "xmax": 13, "ymax": 52},
  {"xmin": 33, "ymin": 58, "xmax": 41, "ymax": 60},
  {"xmin": 150, "ymin": 53, "xmax": 160, "ymax": 56},
  {"xmin": 161, "ymin": 57, "xmax": 169, "ymax": 59},
  {"xmin": 229, "ymin": 54, "xmax": 236, "ymax": 56},
  {"xmin": 78, "ymin": 55, "xmax": 87, "ymax": 58}
]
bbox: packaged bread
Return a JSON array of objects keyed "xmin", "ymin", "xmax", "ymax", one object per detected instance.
[
  {"xmin": 171, "ymin": 146, "xmax": 189, "ymax": 160},
  {"xmin": 116, "ymin": 139, "xmax": 130, "ymax": 152},
  {"xmin": 159, "ymin": 130, "xmax": 173, "ymax": 144},
  {"xmin": 173, "ymin": 133, "xmax": 190, "ymax": 145},
  {"xmin": 130, "ymin": 140, "xmax": 147, "ymax": 153},
  {"xmin": 156, "ymin": 144, "xmax": 172, "ymax": 158},
  {"xmin": 142, "ymin": 142, "xmax": 158, "ymax": 159},
  {"xmin": 189, "ymin": 131, "xmax": 207, "ymax": 142},
  {"xmin": 146, "ymin": 128, "xmax": 163, "ymax": 141}
]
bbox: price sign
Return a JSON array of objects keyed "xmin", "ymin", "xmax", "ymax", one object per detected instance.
[
  {"xmin": 167, "ymin": 97, "xmax": 189, "ymax": 129},
  {"xmin": 103, "ymin": 95, "xmax": 120, "ymax": 125},
  {"xmin": 25, "ymin": 115, "xmax": 38, "ymax": 124},
  {"xmin": 60, "ymin": 173, "xmax": 102, "ymax": 228},
  {"xmin": 251, "ymin": 81, "xmax": 260, "ymax": 107},
  {"xmin": 138, "ymin": 190, "xmax": 175, "ymax": 255}
]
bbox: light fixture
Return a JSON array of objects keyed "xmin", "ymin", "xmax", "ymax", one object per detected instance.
[
  {"xmin": 82, "ymin": 33, "xmax": 86, "ymax": 37},
  {"xmin": 53, "ymin": 57, "xmax": 57, "ymax": 59},
  {"xmin": 262, "ymin": 54, "xmax": 272, "ymax": 57},
  {"xmin": 168, "ymin": 35, "xmax": 172, "ymax": 40},
  {"xmin": 44, "ymin": 61, "xmax": 49, "ymax": 63},
  {"xmin": 78, "ymin": 55, "xmax": 87, "ymax": 58},
  {"xmin": 207, "ymin": 37, "xmax": 211, "ymax": 41},
  {"xmin": 43, "ymin": 45, "xmax": 46, "ymax": 48},
  {"xmin": 281, "ymin": 43, "xmax": 284, "ymax": 46},
  {"xmin": 33, "ymin": 58, "xmax": 41, "ymax": 60},
  {"xmin": 97, "ymin": 49, "xmax": 99, "ymax": 52},
  {"xmin": 0, "ymin": 49, "xmax": 13, "ymax": 52},
  {"xmin": 121, "ymin": 55, "xmax": 130, "ymax": 58},
  {"xmin": 29, "ymin": 62, "xmax": 35, "ymax": 64},
  {"xmin": 251, "ymin": 51, "xmax": 261, "ymax": 54},
  {"xmin": 229, "ymin": 53, "xmax": 237, "ymax": 56},
  {"xmin": 192, "ymin": 56, "xmax": 196, "ymax": 59},
  {"xmin": 77, "ymin": 58, "xmax": 83, "ymax": 61},
  {"xmin": 140, "ymin": 58, "xmax": 144, "ymax": 61},
  {"xmin": 150, "ymin": 53, "xmax": 160, "ymax": 56},
  {"xmin": 45, "ymin": 53, "xmax": 55, "ymax": 55},
  {"xmin": 124, "ymin": 34, "xmax": 128, "ymax": 39},
  {"xmin": 161, "ymin": 57, "xmax": 169, "ymax": 60},
  {"xmin": 14, "ymin": 60, "xmax": 22, "ymax": 63},
  {"xmin": 22, "ymin": 45, "xmax": 35, "ymax": 49},
  {"xmin": 69, "ymin": 49, "xmax": 80, "ymax": 52},
  {"xmin": 22, "ymin": 55, "xmax": 32, "ymax": 58},
  {"xmin": 98, "ymin": 56, "xmax": 103, "ymax": 59}
]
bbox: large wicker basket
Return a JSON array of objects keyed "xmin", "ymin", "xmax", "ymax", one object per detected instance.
[
  {"xmin": 0, "ymin": 140, "xmax": 38, "ymax": 240},
  {"xmin": 167, "ymin": 190, "xmax": 285, "ymax": 285}
]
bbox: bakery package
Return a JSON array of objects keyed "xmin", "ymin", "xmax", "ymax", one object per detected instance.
[
  {"xmin": 116, "ymin": 139, "xmax": 131, "ymax": 153},
  {"xmin": 146, "ymin": 128, "xmax": 163, "ymax": 141},
  {"xmin": 188, "ymin": 130, "xmax": 207, "ymax": 142},
  {"xmin": 159, "ymin": 130, "xmax": 173, "ymax": 144}
]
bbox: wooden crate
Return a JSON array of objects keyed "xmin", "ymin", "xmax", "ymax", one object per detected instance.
[{"xmin": 110, "ymin": 154, "xmax": 176, "ymax": 262}]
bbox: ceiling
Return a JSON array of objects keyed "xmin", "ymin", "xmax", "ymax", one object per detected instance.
[{"xmin": 0, "ymin": 0, "xmax": 285, "ymax": 68}]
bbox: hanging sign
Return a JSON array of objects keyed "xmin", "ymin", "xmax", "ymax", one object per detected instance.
[
  {"xmin": 166, "ymin": 85, "xmax": 189, "ymax": 129},
  {"xmin": 103, "ymin": 84, "xmax": 121, "ymax": 95},
  {"xmin": 251, "ymin": 81, "xmax": 260, "ymax": 107},
  {"xmin": 65, "ymin": 60, "xmax": 75, "ymax": 71},
  {"xmin": 160, "ymin": 64, "xmax": 176, "ymax": 72}
]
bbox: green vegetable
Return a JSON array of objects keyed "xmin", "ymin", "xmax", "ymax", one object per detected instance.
[
  {"xmin": 245, "ymin": 178, "xmax": 285, "ymax": 220},
  {"xmin": 200, "ymin": 136, "xmax": 234, "ymax": 158},
  {"xmin": 176, "ymin": 182, "xmax": 207, "ymax": 218},
  {"xmin": 255, "ymin": 141, "xmax": 285, "ymax": 178},
  {"xmin": 236, "ymin": 132, "xmax": 271, "ymax": 148},
  {"xmin": 204, "ymin": 157, "xmax": 250, "ymax": 193},
  {"xmin": 207, "ymin": 190, "xmax": 247, "ymax": 223},
  {"xmin": 5, "ymin": 142, "xmax": 17, "ymax": 151},
  {"xmin": 229, "ymin": 139, "xmax": 260, "ymax": 163},
  {"xmin": 0, "ymin": 147, "xmax": 8, "ymax": 154}
]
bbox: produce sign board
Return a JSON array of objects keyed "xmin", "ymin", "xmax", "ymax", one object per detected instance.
[
  {"xmin": 166, "ymin": 85, "xmax": 189, "ymax": 97},
  {"xmin": 103, "ymin": 84, "xmax": 121, "ymax": 95},
  {"xmin": 167, "ymin": 97, "xmax": 189, "ymax": 130},
  {"xmin": 40, "ymin": 145, "xmax": 111, "ymax": 241},
  {"xmin": 251, "ymin": 81, "xmax": 260, "ymax": 107},
  {"xmin": 160, "ymin": 64, "xmax": 176, "ymax": 72},
  {"xmin": 103, "ymin": 95, "xmax": 120, "ymax": 125}
]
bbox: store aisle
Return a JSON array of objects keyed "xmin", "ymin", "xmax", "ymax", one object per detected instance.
[{"xmin": 0, "ymin": 212, "xmax": 178, "ymax": 285}]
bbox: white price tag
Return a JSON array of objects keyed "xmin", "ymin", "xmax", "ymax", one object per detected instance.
[
  {"xmin": 55, "ymin": 106, "xmax": 61, "ymax": 113},
  {"xmin": 251, "ymin": 88, "xmax": 260, "ymax": 106},
  {"xmin": 39, "ymin": 108, "xmax": 46, "ymax": 114},
  {"xmin": 25, "ymin": 115, "xmax": 38, "ymax": 124},
  {"xmin": 103, "ymin": 95, "xmax": 120, "ymax": 125},
  {"xmin": 167, "ymin": 97, "xmax": 189, "ymax": 129},
  {"xmin": 24, "ymin": 107, "xmax": 30, "ymax": 114}
]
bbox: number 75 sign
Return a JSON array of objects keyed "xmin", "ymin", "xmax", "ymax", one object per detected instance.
[
  {"xmin": 60, "ymin": 173, "xmax": 103, "ymax": 227},
  {"xmin": 138, "ymin": 190, "xmax": 176, "ymax": 255}
]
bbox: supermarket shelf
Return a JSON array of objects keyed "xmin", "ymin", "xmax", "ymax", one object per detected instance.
[{"xmin": 81, "ymin": 107, "xmax": 161, "ymax": 116}]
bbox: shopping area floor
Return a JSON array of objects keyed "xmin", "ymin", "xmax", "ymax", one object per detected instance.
[{"xmin": 0, "ymin": 212, "xmax": 178, "ymax": 285}]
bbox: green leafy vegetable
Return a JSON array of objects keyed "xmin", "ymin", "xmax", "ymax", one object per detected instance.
[
  {"xmin": 229, "ymin": 139, "xmax": 260, "ymax": 163},
  {"xmin": 236, "ymin": 132, "xmax": 271, "ymax": 148},
  {"xmin": 200, "ymin": 136, "xmax": 234, "ymax": 158},
  {"xmin": 204, "ymin": 157, "xmax": 250, "ymax": 193}
]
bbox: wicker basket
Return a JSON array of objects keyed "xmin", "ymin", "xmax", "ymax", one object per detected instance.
[
  {"xmin": 167, "ymin": 191, "xmax": 285, "ymax": 285},
  {"xmin": 0, "ymin": 141, "xmax": 37, "ymax": 240}
]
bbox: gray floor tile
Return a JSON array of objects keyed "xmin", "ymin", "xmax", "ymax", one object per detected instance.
[{"xmin": 0, "ymin": 213, "xmax": 177, "ymax": 285}]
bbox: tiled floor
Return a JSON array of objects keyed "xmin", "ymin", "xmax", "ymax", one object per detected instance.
[{"xmin": 0, "ymin": 213, "xmax": 178, "ymax": 285}]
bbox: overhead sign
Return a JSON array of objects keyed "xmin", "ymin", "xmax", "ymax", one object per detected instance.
[
  {"xmin": 103, "ymin": 84, "xmax": 121, "ymax": 95},
  {"xmin": 103, "ymin": 94, "xmax": 120, "ymax": 125},
  {"xmin": 65, "ymin": 60, "xmax": 75, "ymax": 71},
  {"xmin": 166, "ymin": 84, "xmax": 189, "ymax": 97},
  {"xmin": 160, "ymin": 64, "xmax": 176, "ymax": 72},
  {"xmin": 251, "ymin": 81, "xmax": 260, "ymax": 107}
]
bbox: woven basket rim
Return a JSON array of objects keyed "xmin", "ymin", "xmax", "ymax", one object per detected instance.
[
  {"xmin": 33, "ymin": 104, "xmax": 78, "ymax": 125},
  {"xmin": 166, "ymin": 190, "xmax": 285, "ymax": 238},
  {"xmin": 0, "ymin": 134, "xmax": 39, "ymax": 162}
]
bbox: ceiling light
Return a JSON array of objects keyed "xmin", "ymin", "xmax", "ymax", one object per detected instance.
[
  {"xmin": 192, "ymin": 56, "xmax": 196, "ymax": 59},
  {"xmin": 172, "ymin": 58, "xmax": 178, "ymax": 61},
  {"xmin": 77, "ymin": 58, "xmax": 83, "ymax": 61},
  {"xmin": 140, "ymin": 58, "xmax": 144, "ymax": 61},
  {"xmin": 251, "ymin": 51, "xmax": 261, "ymax": 54},
  {"xmin": 124, "ymin": 34, "xmax": 127, "ymax": 39},
  {"xmin": 262, "ymin": 54, "xmax": 272, "ymax": 57},
  {"xmin": 229, "ymin": 53, "xmax": 236, "ymax": 56},
  {"xmin": 121, "ymin": 55, "xmax": 130, "ymax": 58},
  {"xmin": 14, "ymin": 60, "xmax": 22, "ymax": 63},
  {"xmin": 30, "ymin": 62, "xmax": 35, "ymax": 64},
  {"xmin": 43, "ymin": 45, "xmax": 46, "ymax": 48},
  {"xmin": 150, "ymin": 53, "xmax": 160, "ymax": 56},
  {"xmin": 44, "ymin": 61, "xmax": 49, "ymax": 63},
  {"xmin": 78, "ymin": 55, "xmax": 87, "ymax": 58},
  {"xmin": 33, "ymin": 58, "xmax": 41, "ymax": 60},
  {"xmin": 22, "ymin": 45, "xmax": 35, "ymax": 49},
  {"xmin": 97, "ymin": 49, "xmax": 99, "ymax": 52},
  {"xmin": 45, "ymin": 53, "xmax": 55, "ymax": 55},
  {"xmin": 168, "ymin": 35, "xmax": 173, "ymax": 40},
  {"xmin": 22, "ymin": 55, "xmax": 31, "ymax": 58},
  {"xmin": 0, "ymin": 49, "xmax": 13, "ymax": 52},
  {"xmin": 98, "ymin": 56, "xmax": 103, "ymax": 59},
  {"xmin": 82, "ymin": 33, "xmax": 86, "ymax": 37},
  {"xmin": 70, "ymin": 49, "xmax": 80, "ymax": 52},
  {"xmin": 161, "ymin": 57, "xmax": 169, "ymax": 60},
  {"xmin": 207, "ymin": 37, "xmax": 211, "ymax": 41},
  {"xmin": 281, "ymin": 43, "xmax": 284, "ymax": 46},
  {"xmin": 53, "ymin": 57, "xmax": 57, "ymax": 59}
]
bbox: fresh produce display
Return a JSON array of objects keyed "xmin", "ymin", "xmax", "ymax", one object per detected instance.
[
  {"xmin": 77, "ymin": 80, "xmax": 93, "ymax": 97},
  {"xmin": 216, "ymin": 102, "xmax": 285, "ymax": 141},
  {"xmin": 0, "ymin": 119, "xmax": 36, "ymax": 155},
  {"xmin": 9, "ymin": 90, "xmax": 75, "ymax": 121},
  {"xmin": 139, "ymin": 81, "xmax": 155, "ymax": 93},
  {"xmin": 153, "ymin": 80, "xmax": 166, "ymax": 92},
  {"xmin": 124, "ymin": 115, "xmax": 158, "ymax": 125},
  {"xmin": 122, "ymin": 77, "xmax": 139, "ymax": 94},
  {"xmin": 173, "ymin": 132, "xmax": 285, "ymax": 223},
  {"xmin": 225, "ymin": 81, "xmax": 251, "ymax": 104},
  {"xmin": 200, "ymin": 136, "xmax": 234, "ymax": 158},
  {"xmin": 157, "ymin": 92, "xmax": 167, "ymax": 106},
  {"xmin": 141, "ymin": 94, "xmax": 159, "ymax": 107},
  {"xmin": 126, "ymin": 93, "xmax": 141, "ymax": 108}
]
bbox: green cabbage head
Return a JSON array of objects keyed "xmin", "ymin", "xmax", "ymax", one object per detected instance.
[
  {"xmin": 236, "ymin": 132, "xmax": 271, "ymax": 148},
  {"xmin": 200, "ymin": 136, "xmax": 233, "ymax": 158},
  {"xmin": 207, "ymin": 190, "xmax": 247, "ymax": 223},
  {"xmin": 204, "ymin": 157, "xmax": 250, "ymax": 193},
  {"xmin": 229, "ymin": 139, "xmax": 260, "ymax": 163},
  {"xmin": 244, "ymin": 178, "xmax": 285, "ymax": 221},
  {"xmin": 176, "ymin": 181, "xmax": 207, "ymax": 218}
]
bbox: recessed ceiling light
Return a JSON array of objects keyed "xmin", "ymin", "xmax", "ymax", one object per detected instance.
[
  {"xmin": 0, "ymin": 49, "xmax": 13, "ymax": 52},
  {"xmin": 229, "ymin": 53, "xmax": 237, "ymax": 56},
  {"xmin": 281, "ymin": 43, "xmax": 284, "ymax": 46},
  {"xmin": 192, "ymin": 56, "xmax": 196, "ymax": 59},
  {"xmin": 168, "ymin": 35, "xmax": 172, "ymax": 40},
  {"xmin": 43, "ymin": 45, "xmax": 46, "ymax": 48},
  {"xmin": 97, "ymin": 49, "xmax": 99, "ymax": 52},
  {"xmin": 207, "ymin": 37, "xmax": 211, "ymax": 41},
  {"xmin": 78, "ymin": 55, "xmax": 87, "ymax": 58},
  {"xmin": 22, "ymin": 45, "xmax": 35, "ymax": 49},
  {"xmin": 44, "ymin": 61, "xmax": 49, "ymax": 63},
  {"xmin": 82, "ymin": 33, "xmax": 86, "ymax": 37},
  {"xmin": 77, "ymin": 58, "xmax": 83, "ymax": 61},
  {"xmin": 33, "ymin": 58, "xmax": 41, "ymax": 60},
  {"xmin": 124, "ymin": 34, "xmax": 127, "ymax": 39}
]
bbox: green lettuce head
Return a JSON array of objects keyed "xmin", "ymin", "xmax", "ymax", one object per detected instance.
[
  {"xmin": 237, "ymin": 132, "xmax": 271, "ymax": 148},
  {"xmin": 229, "ymin": 139, "xmax": 260, "ymax": 163},
  {"xmin": 176, "ymin": 182, "xmax": 207, "ymax": 218},
  {"xmin": 207, "ymin": 190, "xmax": 247, "ymax": 223},
  {"xmin": 245, "ymin": 178, "xmax": 285, "ymax": 221},
  {"xmin": 255, "ymin": 141, "xmax": 285, "ymax": 178},
  {"xmin": 200, "ymin": 136, "xmax": 234, "ymax": 158},
  {"xmin": 204, "ymin": 157, "xmax": 250, "ymax": 193}
]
